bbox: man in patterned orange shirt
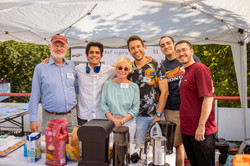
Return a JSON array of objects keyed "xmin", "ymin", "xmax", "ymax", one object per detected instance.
[{"xmin": 127, "ymin": 35, "xmax": 169, "ymax": 142}]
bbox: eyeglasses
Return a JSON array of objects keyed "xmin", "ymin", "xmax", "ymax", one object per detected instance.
[
  {"xmin": 176, "ymin": 48, "xmax": 190, "ymax": 54},
  {"xmin": 117, "ymin": 66, "xmax": 129, "ymax": 71}
]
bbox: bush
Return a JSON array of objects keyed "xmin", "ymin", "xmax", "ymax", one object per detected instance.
[{"xmin": 0, "ymin": 41, "xmax": 69, "ymax": 102}]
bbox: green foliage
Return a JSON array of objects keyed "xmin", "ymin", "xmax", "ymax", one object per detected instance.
[
  {"xmin": 0, "ymin": 41, "xmax": 70, "ymax": 102},
  {"xmin": 0, "ymin": 41, "xmax": 50, "ymax": 102},
  {"xmin": 193, "ymin": 44, "xmax": 250, "ymax": 107}
]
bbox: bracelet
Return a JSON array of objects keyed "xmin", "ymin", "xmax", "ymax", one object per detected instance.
[{"xmin": 121, "ymin": 119, "xmax": 124, "ymax": 125}]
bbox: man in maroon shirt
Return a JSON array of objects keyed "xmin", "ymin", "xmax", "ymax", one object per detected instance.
[{"xmin": 175, "ymin": 40, "xmax": 217, "ymax": 166}]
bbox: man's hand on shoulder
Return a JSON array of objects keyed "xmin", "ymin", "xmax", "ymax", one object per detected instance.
[
  {"xmin": 30, "ymin": 121, "xmax": 39, "ymax": 133},
  {"xmin": 42, "ymin": 58, "xmax": 50, "ymax": 64}
]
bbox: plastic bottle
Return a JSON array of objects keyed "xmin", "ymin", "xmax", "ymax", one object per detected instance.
[{"xmin": 89, "ymin": 110, "xmax": 96, "ymax": 121}]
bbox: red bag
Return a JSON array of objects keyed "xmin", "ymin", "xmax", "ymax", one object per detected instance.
[{"xmin": 45, "ymin": 118, "xmax": 68, "ymax": 166}]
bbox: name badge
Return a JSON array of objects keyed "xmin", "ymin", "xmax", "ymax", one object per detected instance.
[
  {"xmin": 97, "ymin": 75, "xmax": 102, "ymax": 79},
  {"xmin": 120, "ymin": 83, "xmax": 129, "ymax": 89},
  {"xmin": 67, "ymin": 73, "xmax": 74, "ymax": 79},
  {"xmin": 143, "ymin": 77, "xmax": 151, "ymax": 83}
]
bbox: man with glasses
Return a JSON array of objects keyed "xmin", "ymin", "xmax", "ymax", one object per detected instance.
[
  {"xmin": 159, "ymin": 36, "xmax": 201, "ymax": 166},
  {"xmin": 127, "ymin": 35, "xmax": 169, "ymax": 142},
  {"xmin": 175, "ymin": 40, "xmax": 217, "ymax": 166},
  {"xmin": 29, "ymin": 34, "xmax": 77, "ymax": 133}
]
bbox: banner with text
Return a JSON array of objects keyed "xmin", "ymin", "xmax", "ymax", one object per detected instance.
[{"xmin": 71, "ymin": 46, "xmax": 165, "ymax": 65}]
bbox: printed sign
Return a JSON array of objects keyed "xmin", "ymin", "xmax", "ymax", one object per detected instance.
[{"xmin": 71, "ymin": 46, "xmax": 165, "ymax": 65}]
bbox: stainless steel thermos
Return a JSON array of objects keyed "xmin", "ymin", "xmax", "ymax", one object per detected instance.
[{"xmin": 152, "ymin": 135, "xmax": 167, "ymax": 166}]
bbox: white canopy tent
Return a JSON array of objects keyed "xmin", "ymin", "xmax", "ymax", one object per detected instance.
[{"xmin": 0, "ymin": 0, "xmax": 249, "ymax": 138}]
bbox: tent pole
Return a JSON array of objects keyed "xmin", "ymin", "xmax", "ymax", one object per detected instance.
[
  {"xmin": 240, "ymin": 31, "xmax": 248, "ymax": 138},
  {"xmin": 231, "ymin": 31, "xmax": 248, "ymax": 139}
]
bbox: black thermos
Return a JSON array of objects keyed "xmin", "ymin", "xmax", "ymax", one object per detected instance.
[{"xmin": 113, "ymin": 126, "xmax": 130, "ymax": 166}]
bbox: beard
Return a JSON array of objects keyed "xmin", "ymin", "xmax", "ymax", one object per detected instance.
[{"xmin": 51, "ymin": 52, "xmax": 65, "ymax": 59}]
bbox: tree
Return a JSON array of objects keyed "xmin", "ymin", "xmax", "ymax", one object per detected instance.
[
  {"xmin": 0, "ymin": 40, "xmax": 70, "ymax": 102},
  {"xmin": 193, "ymin": 43, "xmax": 250, "ymax": 107}
]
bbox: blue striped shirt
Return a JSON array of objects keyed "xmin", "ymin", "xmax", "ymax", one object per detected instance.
[{"xmin": 29, "ymin": 57, "xmax": 77, "ymax": 121}]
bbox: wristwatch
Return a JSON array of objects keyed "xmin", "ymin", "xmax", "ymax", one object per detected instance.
[{"xmin": 155, "ymin": 112, "xmax": 162, "ymax": 117}]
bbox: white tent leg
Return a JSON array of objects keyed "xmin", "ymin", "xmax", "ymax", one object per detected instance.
[
  {"xmin": 240, "ymin": 36, "xmax": 248, "ymax": 138},
  {"xmin": 231, "ymin": 31, "xmax": 248, "ymax": 138}
]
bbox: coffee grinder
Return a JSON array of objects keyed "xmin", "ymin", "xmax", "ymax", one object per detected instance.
[
  {"xmin": 77, "ymin": 119, "xmax": 115, "ymax": 166},
  {"xmin": 158, "ymin": 120, "xmax": 176, "ymax": 154}
]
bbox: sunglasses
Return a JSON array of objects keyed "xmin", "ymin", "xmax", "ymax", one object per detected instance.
[{"xmin": 117, "ymin": 66, "xmax": 129, "ymax": 71}]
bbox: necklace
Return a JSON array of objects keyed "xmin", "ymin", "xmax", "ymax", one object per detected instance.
[{"xmin": 115, "ymin": 79, "xmax": 126, "ymax": 84}]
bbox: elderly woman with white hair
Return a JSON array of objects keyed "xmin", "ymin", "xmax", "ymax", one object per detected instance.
[{"xmin": 101, "ymin": 57, "xmax": 140, "ymax": 141}]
